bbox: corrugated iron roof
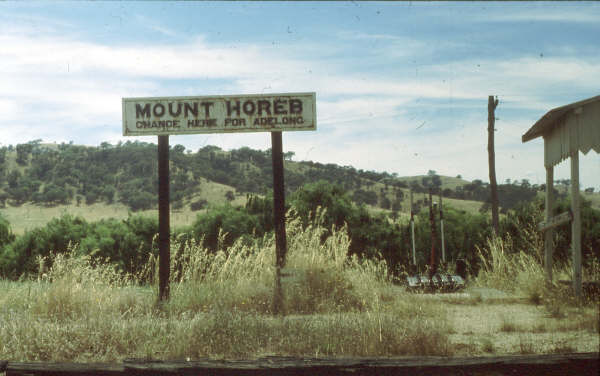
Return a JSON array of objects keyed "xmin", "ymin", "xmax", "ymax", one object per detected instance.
[{"xmin": 522, "ymin": 95, "xmax": 600, "ymax": 143}]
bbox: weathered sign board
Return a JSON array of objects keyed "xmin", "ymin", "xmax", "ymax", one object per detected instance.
[{"xmin": 122, "ymin": 92, "xmax": 316, "ymax": 136}]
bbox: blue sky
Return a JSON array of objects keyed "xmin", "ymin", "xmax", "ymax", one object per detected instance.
[{"xmin": 1, "ymin": 1, "xmax": 598, "ymax": 189}]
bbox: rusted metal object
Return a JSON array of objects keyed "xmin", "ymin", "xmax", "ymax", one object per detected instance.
[
  {"xmin": 406, "ymin": 188, "xmax": 465, "ymax": 293},
  {"xmin": 406, "ymin": 273, "xmax": 465, "ymax": 292}
]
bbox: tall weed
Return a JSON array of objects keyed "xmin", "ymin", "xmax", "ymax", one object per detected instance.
[
  {"xmin": 476, "ymin": 234, "xmax": 546, "ymax": 301},
  {"xmin": 1, "ymin": 209, "xmax": 454, "ymax": 360},
  {"xmin": 31, "ymin": 246, "xmax": 152, "ymax": 320},
  {"xmin": 159, "ymin": 208, "xmax": 391, "ymax": 315},
  {"xmin": 476, "ymin": 218, "xmax": 598, "ymax": 316}
]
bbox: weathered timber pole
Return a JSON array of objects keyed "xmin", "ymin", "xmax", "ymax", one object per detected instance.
[
  {"xmin": 544, "ymin": 141, "xmax": 555, "ymax": 283},
  {"xmin": 271, "ymin": 131, "xmax": 287, "ymax": 314},
  {"xmin": 158, "ymin": 135, "xmax": 170, "ymax": 301},
  {"xmin": 410, "ymin": 190, "xmax": 416, "ymax": 267},
  {"xmin": 439, "ymin": 190, "xmax": 446, "ymax": 264},
  {"xmin": 570, "ymin": 150, "xmax": 582, "ymax": 298},
  {"xmin": 428, "ymin": 187, "xmax": 437, "ymax": 277},
  {"xmin": 488, "ymin": 95, "xmax": 500, "ymax": 235}
]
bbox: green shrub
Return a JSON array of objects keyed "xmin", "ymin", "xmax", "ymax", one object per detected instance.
[
  {"xmin": 190, "ymin": 204, "xmax": 261, "ymax": 252},
  {"xmin": 0, "ymin": 214, "xmax": 158, "ymax": 279},
  {"xmin": 0, "ymin": 213, "xmax": 457, "ymax": 361},
  {"xmin": 0, "ymin": 214, "xmax": 14, "ymax": 248},
  {"xmin": 190, "ymin": 199, "xmax": 208, "ymax": 211}
]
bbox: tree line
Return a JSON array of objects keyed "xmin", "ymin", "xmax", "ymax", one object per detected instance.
[
  {"xmin": 1, "ymin": 180, "xmax": 598, "ymax": 281},
  {"xmin": 0, "ymin": 141, "xmax": 551, "ymax": 214}
]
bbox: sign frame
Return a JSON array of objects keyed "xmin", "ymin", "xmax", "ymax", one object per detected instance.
[
  {"xmin": 122, "ymin": 92, "xmax": 316, "ymax": 136},
  {"xmin": 122, "ymin": 91, "xmax": 316, "ymax": 307}
]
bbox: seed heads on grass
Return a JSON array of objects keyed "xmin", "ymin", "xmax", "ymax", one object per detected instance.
[
  {"xmin": 551, "ymin": 340, "xmax": 576, "ymax": 354},
  {"xmin": 499, "ymin": 316, "xmax": 521, "ymax": 333},
  {"xmin": 1, "ymin": 212, "xmax": 457, "ymax": 360},
  {"xmin": 481, "ymin": 338, "xmax": 495, "ymax": 353},
  {"xmin": 545, "ymin": 297, "xmax": 566, "ymax": 319},
  {"xmin": 518, "ymin": 335, "xmax": 535, "ymax": 354}
]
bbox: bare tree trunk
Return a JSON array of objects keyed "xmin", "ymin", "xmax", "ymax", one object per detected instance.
[{"xmin": 488, "ymin": 96, "xmax": 500, "ymax": 235}]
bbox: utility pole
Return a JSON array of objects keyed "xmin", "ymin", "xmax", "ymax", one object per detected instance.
[
  {"xmin": 428, "ymin": 187, "xmax": 437, "ymax": 278},
  {"xmin": 439, "ymin": 190, "xmax": 445, "ymax": 264},
  {"xmin": 410, "ymin": 190, "xmax": 416, "ymax": 268},
  {"xmin": 488, "ymin": 96, "xmax": 500, "ymax": 235}
]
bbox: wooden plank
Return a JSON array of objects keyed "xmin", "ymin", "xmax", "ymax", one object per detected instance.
[
  {"xmin": 4, "ymin": 353, "xmax": 598, "ymax": 376},
  {"xmin": 16, "ymin": 354, "xmax": 600, "ymax": 375},
  {"xmin": 544, "ymin": 164, "xmax": 554, "ymax": 282},
  {"xmin": 571, "ymin": 150, "xmax": 582, "ymax": 298},
  {"xmin": 538, "ymin": 211, "xmax": 571, "ymax": 232},
  {"xmin": 5, "ymin": 362, "xmax": 124, "ymax": 376},
  {"xmin": 122, "ymin": 354, "xmax": 600, "ymax": 376}
]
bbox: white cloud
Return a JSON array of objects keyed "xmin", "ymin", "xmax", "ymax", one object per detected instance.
[
  {"xmin": 133, "ymin": 14, "xmax": 179, "ymax": 37},
  {"xmin": 0, "ymin": 11, "xmax": 75, "ymax": 36},
  {"xmin": 485, "ymin": 5, "xmax": 600, "ymax": 24},
  {"xmin": 0, "ymin": 8, "xmax": 598, "ymax": 190}
]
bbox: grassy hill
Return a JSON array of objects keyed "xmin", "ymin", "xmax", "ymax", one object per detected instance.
[
  {"xmin": 535, "ymin": 186, "xmax": 600, "ymax": 210},
  {"xmin": 0, "ymin": 140, "xmax": 560, "ymax": 232},
  {"xmin": 395, "ymin": 175, "xmax": 471, "ymax": 191},
  {"xmin": 1, "ymin": 178, "xmax": 486, "ymax": 235},
  {"xmin": 1, "ymin": 177, "xmax": 247, "ymax": 235},
  {"xmin": 585, "ymin": 191, "xmax": 600, "ymax": 209}
]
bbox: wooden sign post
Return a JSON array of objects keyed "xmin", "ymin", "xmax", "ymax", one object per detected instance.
[
  {"xmin": 123, "ymin": 93, "xmax": 316, "ymax": 304},
  {"xmin": 157, "ymin": 135, "xmax": 170, "ymax": 301},
  {"xmin": 271, "ymin": 131, "xmax": 286, "ymax": 314}
]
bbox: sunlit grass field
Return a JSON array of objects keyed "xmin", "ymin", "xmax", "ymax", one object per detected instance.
[
  {"xmin": 0, "ymin": 178, "xmax": 247, "ymax": 235},
  {"xmin": 0, "ymin": 189, "xmax": 487, "ymax": 237},
  {"xmin": 585, "ymin": 191, "xmax": 600, "ymax": 209},
  {"xmin": 1, "ymin": 210, "xmax": 598, "ymax": 362}
]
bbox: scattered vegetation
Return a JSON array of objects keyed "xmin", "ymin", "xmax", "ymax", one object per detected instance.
[
  {"xmin": 0, "ymin": 214, "xmax": 454, "ymax": 361},
  {"xmin": 0, "ymin": 140, "xmax": 561, "ymax": 214},
  {"xmin": 0, "ymin": 140, "xmax": 598, "ymax": 361}
]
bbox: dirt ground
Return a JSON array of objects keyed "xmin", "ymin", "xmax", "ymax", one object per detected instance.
[{"xmin": 410, "ymin": 287, "xmax": 599, "ymax": 356}]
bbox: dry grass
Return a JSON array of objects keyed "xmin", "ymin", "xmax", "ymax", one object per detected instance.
[
  {"xmin": 0, "ymin": 210, "xmax": 453, "ymax": 361},
  {"xmin": 465, "ymin": 222, "xmax": 599, "ymax": 356},
  {"xmin": 445, "ymin": 301, "xmax": 598, "ymax": 356},
  {"xmin": 1, "ymin": 207, "xmax": 597, "ymax": 361}
]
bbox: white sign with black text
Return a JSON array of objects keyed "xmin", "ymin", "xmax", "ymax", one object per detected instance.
[{"xmin": 122, "ymin": 92, "xmax": 316, "ymax": 136}]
